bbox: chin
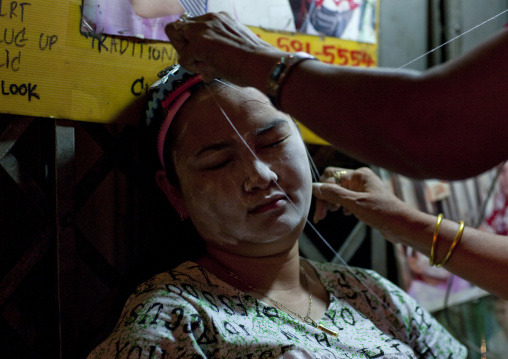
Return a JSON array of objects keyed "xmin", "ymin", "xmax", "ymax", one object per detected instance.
[
  {"xmin": 266, "ymin": 215, "xmax": 307, "ymax": 240},
  {"xmin": 236, "ymin": 221, "xmax": 304, "ymax": 246}
]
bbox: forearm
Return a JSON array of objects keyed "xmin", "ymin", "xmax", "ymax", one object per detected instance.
[
  {"xmin": 239, "ymin": 51, "xmax": 419, "ymax": 170},
  {"xmin": 171, "ymin": 14, "xmax": 508, "ymax": 179},
  {"xmin": 313, "ymin": 168, "xmax": 508, "ymax": 298},
  {"xmin": 279, "ymin": 62, "xmax": 433, "ymax": 177},
  {"xmin": 241, "ymin": 28, "xmax": 508, "ymax": 180},
  {"xmin": 386, "ymin": 204, "xmax": 508, "ymax": 299},
  {"xmin": 281, "ymin": 60, "xmax": 507, "ymax": 179}
]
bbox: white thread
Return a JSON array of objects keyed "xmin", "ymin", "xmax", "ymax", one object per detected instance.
[
  {"xmin": 214, "ymin": 79, "xmax": 320, "ymax": 181},
  {"xmin": 205, "ymin": 85, "xmax": 403, "ymax": 331},
  {"xmin": 201, "ymin": 8, "xmax": 507, "ymax": 335},
  {"xmin": 215, "ymin": 79, "xmax": 270, "ymax": 103},
  {"xmin": 398, "ymin": 8, "xmax": 508, "ymax": 69},
  {"xmin": 306, "ymin": 146, "xmax": 321, "ymax": 182}
]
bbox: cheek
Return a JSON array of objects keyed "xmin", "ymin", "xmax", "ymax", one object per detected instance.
[
  {"xmin": 181, "ymin": 174, "xmax": 248, "ymax": 244},
  {"xmin": 283, "ymin": 142, "xmax": 312, "ymax": 182},
  {"xmin": 181, "ymin": 173, "xmax": 243, "ymax": 222},
  {"xmin": 277, "ymin": 144, "xmax": 313, "ymax": 204}
]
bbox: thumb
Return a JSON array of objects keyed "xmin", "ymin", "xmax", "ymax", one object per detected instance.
[
  {"xmin": 312, "ymin": 182, "xmax": 351, "ymax": 205},
  {"xmin": 312, "ymin": 182, "xmax": 355, "ymax": 224}
]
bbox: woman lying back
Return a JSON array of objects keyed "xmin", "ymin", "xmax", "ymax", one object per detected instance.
[{"xmin": 87, "ymin": 65, "xmax": 466, "ymax": 358}]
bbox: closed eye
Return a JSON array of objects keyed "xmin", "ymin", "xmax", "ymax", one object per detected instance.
[
  {"xmin": 205, "ymin": 159, "xmax": 232, "ymax": 170},
  {"xmin": 263, "ymin": 135, "xmax": 290, "ymax": 148}
]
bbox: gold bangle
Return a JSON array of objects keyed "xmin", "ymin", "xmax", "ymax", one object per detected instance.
[
  {"xmin": 429, "ymin": 213, "xmax": 444, "ymax": 266},
  {"xmin": 436, "ymin": 220, "xmax": 465, "ymax": 268}
]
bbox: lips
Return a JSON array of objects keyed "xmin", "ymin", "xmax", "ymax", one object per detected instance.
[{"xmin": 249, "ymin": 194, "xmax": 288, "ymax": 214}]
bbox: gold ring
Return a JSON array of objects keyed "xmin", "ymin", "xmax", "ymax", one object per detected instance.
[{"xmin": 333, "ymin": 171, "xmax": 347, "ymax": 185}]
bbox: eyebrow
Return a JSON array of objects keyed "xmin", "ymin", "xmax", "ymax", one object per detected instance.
[
  {"xmin": 253, "ymin": 118, "xmax": 289, "ymax": 136},
  {"xmin": 195, "ymin": 119, "xmax": 290, "ymax": 158},
  {"xmin": 195, "ymin": 141, "xmax": 234, "ymax": 158}
]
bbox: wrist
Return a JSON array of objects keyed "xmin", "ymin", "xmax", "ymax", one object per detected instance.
[
  {"xmin": 378, "ymin": 203, "xmax": 434, "ymax": 252},
  {"xmin": 265, "ymin": 52, "xmax": 317, "ymax": 109},
  {"xmin": 240, "ymin": 49, "xmax": 289, "ymax": 92}
]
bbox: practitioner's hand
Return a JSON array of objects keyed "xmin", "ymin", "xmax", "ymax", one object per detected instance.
[
  {"xmin": 165, "ymin": 12, "xmax": 278, "ymax": 84},
  {"xmin": 312, "ymin": 167, "xmax": 410, "ymax": 241}
]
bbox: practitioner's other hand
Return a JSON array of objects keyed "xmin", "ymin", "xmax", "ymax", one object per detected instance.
[
  {"xmin": 166, "ymin": 12, "xmax": 276, "ymax": 84},
  {"xmin": 312, "ymin": 167, "xmax": 411, "ymax": 243}
]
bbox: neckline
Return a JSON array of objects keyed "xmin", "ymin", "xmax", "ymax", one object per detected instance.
[{"xmin": 181, "ymin": 259, "xmax": 333, "ymax": 315}]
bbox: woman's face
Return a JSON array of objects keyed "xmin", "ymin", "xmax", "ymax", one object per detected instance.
[{"xmin": 160, "ymin": 85, "xmax": 312, "ymax": 255}]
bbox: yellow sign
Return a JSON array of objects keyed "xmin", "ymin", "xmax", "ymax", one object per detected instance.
[
  {"xmin": 251, "ymin": 28, "xmax": 377, "ymax": 67},
  {"xmin": 0, "ymin": 1, "xmax": 377, "ymax": 124},
  {"xmin": 0, "ymin": 0, "xmax": 176, "ymax": 124}
]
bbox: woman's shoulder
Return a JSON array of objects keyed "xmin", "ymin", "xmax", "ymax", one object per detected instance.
[
  {"xmin": 114, "ymin": 261, "xmax": 222, "ymax": 332},
  {"xmin": 86, "ymin": 263, "xmax": 215, "ymax": 358},
  {"xmin": 131, "ymin": 261, "xmax": 216, "ymax": 297}
]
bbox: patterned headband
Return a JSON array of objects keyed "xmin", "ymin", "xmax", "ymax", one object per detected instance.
[{"xmin": 146, "ymin": 64, "xmax": 203, "ymax": 168}]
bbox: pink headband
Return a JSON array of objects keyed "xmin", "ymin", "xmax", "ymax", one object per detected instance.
[{"xmin": 146, "ymin": 65, "xmax": 203, "ymax": 168}]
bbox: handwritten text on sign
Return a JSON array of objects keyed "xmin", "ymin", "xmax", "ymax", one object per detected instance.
[
  {"xmin": 0, "ymin": 1, "xmax": 377, "ymax": 123},
  {"xmin": 0, "ymin": 1, "xmax": 40, "ymax": 102}
]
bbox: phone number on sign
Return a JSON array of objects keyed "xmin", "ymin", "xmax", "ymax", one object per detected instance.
[{"xmin": 276, "ymin": 37, "xmax": 375, "ymax": 67}]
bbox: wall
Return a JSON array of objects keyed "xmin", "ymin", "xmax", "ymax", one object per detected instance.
[{"xmin": 378, "ymin": 0, "xmax": 508, "ymax": 69}]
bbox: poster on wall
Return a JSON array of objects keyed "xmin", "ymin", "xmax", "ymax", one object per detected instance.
[
  {"xmin": 81, "ymin": 0, "xmax": 378, "ymax": 44},
  {"xmin": 0, "ymin": 0, "xmax": 377, "ymax": 124}
]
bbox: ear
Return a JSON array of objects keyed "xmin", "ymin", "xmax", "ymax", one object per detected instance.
[{"xmin": 155, "ymin": 169, "xmax": 189, "ymax": 219}]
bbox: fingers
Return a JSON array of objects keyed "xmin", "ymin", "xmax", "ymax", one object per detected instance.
[
  {"xmin": 165, "ymin": 11, "xmax": 275, "ymax": 84},
  {"xmin": 320, "ymin": 167, "xmax": 348, "ymax": 181},
  {"xmin": 312, "ymin": 182, "xmax": 350, "ymax": 204},
  {"xmin": 166, "ymin": 14, "xmax": 204, "ymax": 74},
  {"xmin": 312, "ymin": 168, "xmax": 350, "ymax": 223},
  {"xmin": 166, "ymin": 12, "xmax": 238, "ymax": 50},
  {"xmin": 166, "ymin": 12, "xmax": 194, "ymax": 49},
  {"xmin": 165, "ymin": 13, "xmax": 228, "ymax": 79},
  {"xmin": 166, "ymin": 23, "xmax": 186, "ymax": 45},
  {"xmin": 312, "ymin": 182, "xmax": 354, "ymax": 223},
  {"xmin": 319, "ymin": 167, "xmax": 355, "ymax": 190},
  {"xmin": 313, "ymin": 198, "xmax": 328, "ymax": 224},
  {"xmin": 165, "ymin": 18, "xmax": 198, "ymax": 73},
  {"xmin": 313, "ymin": 197, "xmax": 341, "ymax": 223}
]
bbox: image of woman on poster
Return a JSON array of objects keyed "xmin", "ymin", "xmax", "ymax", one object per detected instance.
[
  {"xmin": 298, "ymin": 0, "xmax": 377, "ymax": 43},
  {"xmin": 81, "ymin": 0, "xmax": 179, "ymax": 40},
  {"xmin": 82, "ymin": 0, "xmax": 377, "ymax": 42},
  {"xmin": 130, "ymin": 0, "xmax": 297, "ymax": 32}
]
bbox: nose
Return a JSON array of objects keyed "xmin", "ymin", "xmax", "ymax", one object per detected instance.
[{"xmin": 243, "ymin": 158, "xmax": 278, "ymax": 192}]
